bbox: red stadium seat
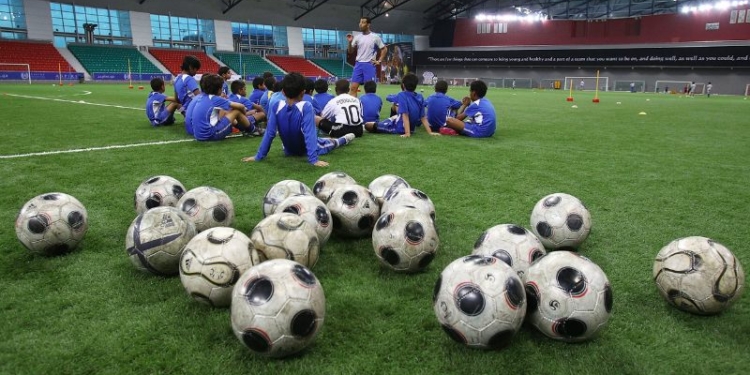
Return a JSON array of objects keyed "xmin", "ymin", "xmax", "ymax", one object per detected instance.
[
  {"xmin": 148, "ymin": 48, "xmax": 222, "ymax": 75},
  {"xmin": 0, "ymin": 40, "xmax": 73, "ymax": 72},
  {"xmin": 266, "ymin": 55, "xmax": 331, "ymax": 78}
]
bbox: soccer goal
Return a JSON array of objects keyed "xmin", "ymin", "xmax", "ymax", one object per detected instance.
[
  {"xmin": 564, "ymin": 76, "xmax": 610, "ymax": 92},
  {"xmin": 654, "ymin": 81, "xmax": 705, "ymax": 95},
  {"xmin": 0, "ymin": 63, "xmax": 31, "ymax": 84},
  {"xmin": 441, "ymin": 77, "xmax": 478, "ymax": 87},
  {"xmin": 503, "ymin": 78, "xmax": 533, "ymax": 89},
  {"xmin": 745, "ymin": 84, "xmax": 750, "ymax": 96},
  {"xmin": 613, "ymin": 80, "xmax": 646, "ymax": 93}
]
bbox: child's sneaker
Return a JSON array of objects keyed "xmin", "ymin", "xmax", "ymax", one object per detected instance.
[
  {"xmin": 439, "ymin": 127, "xmax": 458, "ymax": 136},
  {"xmin": 343, "ymin": 133, "xmax": 356, "ymax": 144}
]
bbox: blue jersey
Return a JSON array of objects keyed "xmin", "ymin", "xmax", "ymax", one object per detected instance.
[
  {"xmin": 249, "ymin": 88, "xmax": 265, "ymax": 105},
  {"xmin": 184, "ymin": 93, "xmax": 205, "ymax": 135},
  {"xmin": 174, "ymin": 74, "xmax": 200, "ymax": 108},
  {"xmin": 228, "ymin": 93, "xmax": 252, "ymax": 109},
  {"xmin": 425, "ymin": 93, "xmax": 462, "ymax": 131},
  {"xmin": 192, "ymin": 95, "xmax": 232, "ymax": 141},
  {"xmin": 145, "ymin": 92, "xmax": 169, "ymax": 126},
  {"xmin": 360, "ymin": 93, "xmax": 383, "ymax": 123},
  {"xmin": 394, "ymin": 91, "xmax": 425, "ymax": 133},
  {"xmin": 222, "ymin": 82, "xmax": 230, "ymax": 97},
  {"xmin": 313, "ymin": 92, "xmax": 335, "ymax": 112},
  {"xmin": 303, "ymin": 93, "xmax": 322, "ymax": 115},
  {"xmin": 464, "ymin": 98, "xmax": 497, "ymax": 137},
  {"xmin": 259, "ymin": 90, "xmax": 273, "ymax": 114},
  {"xmin": 256, "ymin": 100, "xmax": 320, "ymax": 164}
]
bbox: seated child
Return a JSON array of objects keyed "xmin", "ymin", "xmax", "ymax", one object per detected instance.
[
  {"xmin": 146, "ymin": 77, "xmax": 180, "ymax": 126},
  {"xmin": 218, "ymin": 66, "xmax": 231, "ymax": 97},
  {"xmin": 359, "ymin": 81, "xmax": 383, "ymax": 123},
  {"xmin": 424, "ymin": 80, "xmax": 463, "ymax": 133},
  {"xmin": 318, "ymin": 79, "xmax": 364, "ymax": 138},
  {"xmin": 313, "ymin": 79, "xmax": 335, "ymax": 110},
  {"xmin": 248, "ymin": 76, "xmax": 266, "ymax": 105},
  {"xmin": 191, "ymin": 74, "xmax": 253, "ymax": 141},
  {"xmin": 303, "ymin": 78, "xmax": 322, "ymax": 115},
  {"xmin": 174, "ymin": 55, "xmax": 201, "ymax": 122},
  {"xmin": 444, "ymin": 80, "xmax": 497, "ymax": 138},
  {"xmin": 242, "ymin": 72, "xmax": 355, "ymax": 167},
  {"xmin": 364, "ymin": 73, "xmax": 437, "ymax": 138}
]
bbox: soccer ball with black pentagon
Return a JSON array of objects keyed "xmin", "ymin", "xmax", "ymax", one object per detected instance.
[
  {"xmin": 250, "ymin": 213, "xmax": 319, "ymax": 268},
  {"xmin": 372, "ymin": 208, "xmax": 439, "ymax": 273},
  {"xmin": 178, "ymin": 186, "xmax": 234, "ymax": 232},
  {"xmin": 15, "ymin": 192, "xmax": 88, "ymax": 256},
  {"xmin": 472, "ymin": 224, "xmax": 546, "ymax": 281},
  {"xmin": 381, "ymin": 188, "xmax": 435, "ymax": 222},
  {"xmin": 125, "ymin": 206, "xmax": 196, "ymax": 276},
  {"xmin": 134, "ymin": 175, "xmax": 186, "ymax": 214},
  {"xmin": 274, "ymin": 194, "xmax": 332, "ymax": 247},
  {"xmin": 653, "ymin": 236, "xmax": 744, "ymax": 315},
  {"xmin": 525, "ymin": 251, "xmax": 612, "ymax": 342},
  {"xmin": 312, "ymin": 171, "xmax": 356, "ymax": 203},
  {"xmin": 433, "ymin": 255, "xmax": 526, "ymax": 349},
  {"xmin": 179, "ymin": 227, "xmax": 261, "ymax": 307},
  {"xmin": 326, "ymin": 184, "xmax": 379, "ymax": 238},
  {"xmin": 262, "ymin": 180, "xmax": 314, "ymax": 217},
  {"xmin": 529, "ymin": 193, "xmax": 591, "ymax": 250},
  {"xmin": 368, "ymin": 174, "xmax": 410, "ymax": 206},
  {"xmin": 231, "ymin": 259, "xmax": 325, "ymax": 358}
]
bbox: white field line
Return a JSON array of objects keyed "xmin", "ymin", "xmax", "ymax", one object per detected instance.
[{"xmin": 3, "ymin": 92, "xmax": 143, "ymax": 110}]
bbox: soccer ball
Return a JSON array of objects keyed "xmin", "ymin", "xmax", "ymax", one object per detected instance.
[
  {"xmin": 312, "ymin": 171, "xmax": 357, "ymax": 203},
  {"xmin": 178, "ymin": 186, "xmax": 235, "ymax": 232},
  {"xmin": 179, "ymin": 227, "xmax": 261, "ymax": 307},
  {"xmin": 368, "ymin": 174, "xmax": 410, "ymax": 206},
  {"xmin": 250, "ymin": 213, "xmax": 320, "ymax": 268},
  {"xmin": 653, "ymin": 236, "xmax": 744, "ymax": 315},
  {"xmin": 134, "ymin": 175, "xmax": 186, "ymax": 214},
  {"xmin": 231, "ymin": 259, "xmax": 326, "ymax": 358},
  {"xmin": 262, "ymin": 180, "xmax": 314, "ymax": 217},
  {"xmin": 15, "ymin": 192, "xmax": 88, "ymax": 256},
  {"xmin": 525, "ymin": 251, "xmax": 613, "ymax": 342},
  {"xmin": 125, "ymin": 206, "xmax": 196, "ymax": 276},
  {"xmin": 433, "ymin": 255, "xmax": 526, "ymax": 349},
  {"xmin": 372, "ymin": 208, "xmax": 439, "ymax": 273},
  {"xmin": 529, "ymin": 193, "xmax": 591, "ymax": 250},
  {"xmin": 326, "ymin": 184, "xmax": 379, "ymax": 238},
  {"xmin": 472, "ymin": 224, "xmax": 546, "ymax": 281},
  {"xmin": 274, "ymin": 194, "xmax": 332, "ymax": 247},
  {"xmin": 381, "ymin": 188, "xmax": 436, "ymax": 222}
]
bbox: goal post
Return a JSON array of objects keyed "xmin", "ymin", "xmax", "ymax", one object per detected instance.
[
  {"xmin": 745, "ymin": 84, "xmax": 750, "ymax": 96},
  {"xmin": 564, "ymin": 76, "xmax": 609, "ymax": 92},
  {"xmin": 0, "ymin": 63, "xmax": 31, "ymax": 84},
  {"xmin": 614, "ymin": 80, "xmax": 646, "ymax": 93},
  {"xmin": 540, "ymin": 78, "xmax": 563, "ymax": 89},
  {"xmin": 502, "ymin": 78, "xmax": 532, "ymax": 89},
  {"xmin": 655, "ymin": 81, "xmax": 705, "ymax": 95}
]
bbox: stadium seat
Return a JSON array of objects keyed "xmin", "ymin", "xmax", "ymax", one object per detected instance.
[
  {"xmin": 0, "ymin": 40, "xmax": 72, "ymax": 72},
  {"xmin": 67, "ymin": 44, "xmax": 162, "ymax": 74},
  {"xmin": 309, "ymin": 58, "xmax": 354, "ymax": 78},
  {"xmin": 149, "ymin": 49, "xmax": 221, "ymax": 75},
  {"xmin": 213, "ymin": 52, "xmax": 284, "ymax": 77},
  {"xmin": 266, "ymin": 55, "xmax": 331, "ymax": 78}
]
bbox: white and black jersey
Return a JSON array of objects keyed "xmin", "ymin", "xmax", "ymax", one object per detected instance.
[{"xmin": 322, "ymin": 94, "xmax": 364, "ymax": 126}]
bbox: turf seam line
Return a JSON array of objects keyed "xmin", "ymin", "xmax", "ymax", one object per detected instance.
[{"xmin": 4, "ymin": 93, "xmax": 144, "ymax": 111}]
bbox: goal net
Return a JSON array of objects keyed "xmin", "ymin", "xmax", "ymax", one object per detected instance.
[
  {"xmin": 540, "ymin": 78, "xmax": 562, "ymax": 89},
  {"xmin": 745, "ymin": 84, "xmax": 750, "ymax": 96},
  {"xmin": 613, "ymin": 80, "xmax": 646, "ymax": 93},
  {"xmin": 654, "ymin": 81, "xmax": 705, "ymax": 95},
  {"xmin": 502, "ymin": 78, "xmax": 532, "ymax": 89},
  {"xmin": 439, "ymin": 77, "xmax": 478, "ymax": 87},
  {"xmin": 564, "ymin": 76, "xmax": 610, "ymax": 91},
  {"xmin": 0, "ymin": 63, "xmax": 31, "ymax": 84}
]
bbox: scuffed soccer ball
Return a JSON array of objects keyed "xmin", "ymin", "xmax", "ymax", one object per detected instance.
[
  {"xmin": 312, "ymin": 171, "xmax": 357, "ymax": 203},
  {"xmin": 525, "ymin": 251, "xmax": 613, "ymax": 342},
  {"xmin": 125, "ymin": 206, "xmax": 196, "ymax": 276},
  {"xmin": 472, "ymin": 224, "xmax": 546, "ymax": 281},
  {"xmin": 372, "ymin": 207, "xmax": 439, "ymax": 273},
  {"xmin": 262, "ymin": 180, "xmax": 314, "ymax": 217},
  {"xmin": 529, "ymin": 193, "xmax": 591, "ymax": 250},
  {"xmin": 250, "ymin": 213, "xmax": 320, "ymax": 268},
  {"xmin": 179, "ymin": 227, "xmax": 261, "ymax": 307},
  {"xmin": 134, "ymin": 175, "xmax": 186, "ymax": 214},
  {"xmin": 231, "ymin": 259, "xmax": 326, "ymax": 358},
  {"xmin": 381, "ymin": 187, "xmax": 436, "ymax": 222},
  {"xmin": 433, "ymin": 255, "xmax": 526, "ymax": 349},
  {"xmin": 274, "ymin": 194, "xmax": 332, "ymax": 247},
  {"xmin": 15, "ymin": 192, "xmax": 88, "ymax": 256},
  {"xmin": 178, "ymin": 186, "xmax": 235, "ymax": 232},
  {"xmin": 368, "ymin": 174, "xmax": 410, "ymax": 206},
  {"xmin": 326, "ymin": 184, "xmax": 379, "ymax": 238},
  {"xmin": 653, "ymin": 236, "xmax": 744, "ymax": 315}
]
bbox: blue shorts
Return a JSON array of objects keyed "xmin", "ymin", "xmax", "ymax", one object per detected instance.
[
  {"xmin": 206, "ymin": 118, "xmax": 233, "ymax": 141},
  {"xmin": 374, "ymin": 115, "xmax": 405, "ymax": 135},
  {"xmin": 461, "ymin": 124, "xmax": 493, "ymax": 138},
  {"xmin": 150, "ymin": 111, "xmax": 175, "ymax": 127},
  {"xmin": 352, "ymin": 62, "xmax": 376, "ymax": 84}
]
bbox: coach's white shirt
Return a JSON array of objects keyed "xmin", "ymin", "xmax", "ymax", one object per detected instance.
[
  {"xmin": 352, "ymin": 32, "xmax": 385, "ymax": 63},
  {"xmin": 322, "ymin": 94, "xmax": 364, "ymax": 125}
]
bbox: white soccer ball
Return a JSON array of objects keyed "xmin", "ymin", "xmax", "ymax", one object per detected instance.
[
  {"xmin": 262, "ymin": 180, "xmax": 314, "ymax": 217},
  {"xmin": 231, "ymin": 259, "xmax": 326, "ymax": 358},
  {"xmin": 433, "ymin": 255, "xmax": 526, "ymax": 349},
  {"xmin": 177, "ymin": 186, "xmax": 235, "ymax": 232},
  {"xmin": 125, "ymin": 206, "xmax": 196, "ymax": 276},
  {"xmin": 525, "ymin": 251, "xmax": 612, "ymax": 342},
  {"xmin": 653, "ymin": 236, "xmax": 744, "ymax": 315},
  {"xmin": 134, "ymin": 175, "xmax": 186, "ymax": 214},
  {"xmin": 368, "ymin": 174, "xmax": 411, "ymax": 206},
  {"xmin": 372, "ymin": 207, "xmax": 439, "ymax": 273},
  {"xmin": 274, "ymin": 194, "xmax": 332, "ymax": 247},
  {"xmin": 312, "ymin": 171, "xmax": 357, "ymax": 203},
  {"xmin": 179, "ymin": 227, "xmax": 261, "ymax": 307},
  {"xmin": 15, "ymin": 192, "xmax": 88, "ymax": 256},
  {"xmin": 472, "ymin": 224, "xmax": 546, "ymax": 281},
  {"xmin": 381, "ymin": 187, "xmax": 435, "ymax": 222},
  {"xmin": 326, "ymin": 184, "xmax": 379, "ymax": 238},
  {"xmin": 529, "ymin": 193, "xmax": 591, "ymax": 250},
  {"xmin": 250, "ymin": 213, "xmax": 320, "ymax": 268}
]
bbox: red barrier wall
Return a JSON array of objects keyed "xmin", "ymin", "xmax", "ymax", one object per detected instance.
[{"xmin": 453, "ymin": 11, "xmax": 750, "ymax": 46}]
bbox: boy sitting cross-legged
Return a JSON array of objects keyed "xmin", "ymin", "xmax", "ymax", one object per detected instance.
[
  {"xmin": 364, "ymin": 73, "xmax": 438, "ymax": 138},
  {"xmin": 229, "ymin": 80, "xmax": 266, "ymax": 136},
  {"xmin": 145, "ymin": 77, "xmax": 180, "ymax": 126},
  {"xmin": 191, "ymin": 74, "xmax": 253, "ymax": 141}
]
